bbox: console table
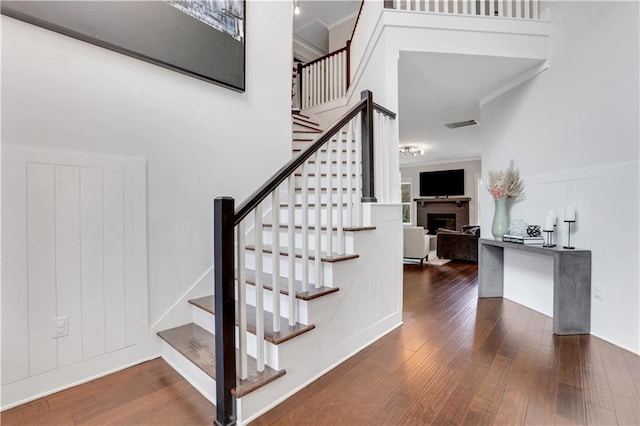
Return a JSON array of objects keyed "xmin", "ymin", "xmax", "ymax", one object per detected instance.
[{"xmin": 478, "ymin": 238, "xmax": 591, "ymax": 335}]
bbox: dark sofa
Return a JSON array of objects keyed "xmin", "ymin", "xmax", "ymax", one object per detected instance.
[{"xmin": 436, "ymin": 226, "xmax": 480, "ymax": 262}]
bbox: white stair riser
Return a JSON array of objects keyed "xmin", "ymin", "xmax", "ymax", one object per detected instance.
[
  {"xmin": 291, "ymin": 140, "xmax": 356, "ymax": 151},
  {"xmin": 290, "ymin": 191, "xmax": 360, "ymax": 205},
  {"xmin": 245, "ymin": 284, "xmax": 310, "ymax": 325},
  {"xmin": 293, "ymin": 175, "xmax": 358, "ymax": 188},
  {"xmin": 191, "ymin": 304, "xmax": 282, "ymax": 370},
  {"xmin": 244, "ymin": 251, "xmax": 335, "ymax": 287},
  {"xmin": 262, "ymin": 228, "xmax": 355, "ymax": 254},
  {"xmin": 278, "ymin": 206, "xmax": 354, "ymax": 225},
  {"xmin": 161, "ymin": 342, "xmax": 216, "ymax": 404}
]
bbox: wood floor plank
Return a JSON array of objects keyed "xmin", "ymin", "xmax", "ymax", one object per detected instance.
[{"xmin": 5, "ymin": 262, "xmax": 639, "ymax": 426}]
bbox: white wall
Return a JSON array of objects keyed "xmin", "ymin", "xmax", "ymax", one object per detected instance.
[
  {"xmin": 400, "ymin": 159, "xmax": 482, "ymax": 226},
  {"xmin": 480, "ymin": 1, "xmax": 639, "ymax": 353},
  {"xmin": 328, "ymin": 15, "xmax": 357, "ymax": 52},
  {"xmin": 1, "ymin": 0, "xmax": 293, "ymax": 402}
]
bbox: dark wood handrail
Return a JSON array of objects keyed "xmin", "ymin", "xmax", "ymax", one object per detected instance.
[
  {"xmin": 350, "ymin": 0, "xmax": 365, "ymax": 41},
  {"xmin": 234, "ymin": 97, "xmax": 368, "ymax": 225},
  {"xmin": 299, "ymin": 45, "xmax": 349, "ymax": 70},
  {"xmin": 373, "ymin": 102, "xmax": 397, "ymax": 119}
]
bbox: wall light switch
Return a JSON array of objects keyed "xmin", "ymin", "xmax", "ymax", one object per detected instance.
[{"xmin": 53, "ymin": 316, "xmax": 69, "ymax": 337}]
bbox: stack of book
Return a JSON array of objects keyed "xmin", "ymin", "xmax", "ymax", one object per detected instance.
[{"xmin": 502, "ymin": 234, "xmax": 545, "ymax": 245}]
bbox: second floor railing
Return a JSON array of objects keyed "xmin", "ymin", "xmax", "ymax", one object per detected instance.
[
  {"xmin": 297, "ymin": 42, "xmax": 351, "ymax": 110},
  {"xmin": 385, "ymin": 0, "xmax": 542, "ymax": 20}
]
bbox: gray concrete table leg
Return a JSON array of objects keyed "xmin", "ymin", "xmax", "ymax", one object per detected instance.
[
  {"xmin": 553, "ymin": 251, "xmax": 592, "ymax": 335},
  {"xmin": 479, "ymin": 242, "xmax": 504, "ymax": 298}
]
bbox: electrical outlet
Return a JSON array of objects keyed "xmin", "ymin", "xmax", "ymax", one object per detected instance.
[
  {"xmin": 594, "ymin": 285, "xmax": 603, "ymax": 300},
  {"xmin": 53, "ymin": 316, "xmax": 69, "ymax": 337}
]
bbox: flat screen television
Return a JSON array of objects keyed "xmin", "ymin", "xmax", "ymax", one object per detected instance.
[{"xmin": 419, "ymin": 169, "xmax": 464, "ymax": 197}]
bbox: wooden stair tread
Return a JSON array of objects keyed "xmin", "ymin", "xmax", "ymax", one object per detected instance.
[
  {"xmin": 279, "ymin": 202, "xmax": 349, "ymax": 207},
  {"xmin": 188, "ymin": 297, "xmax": 315, "ymax": 345},
  {"xmin": 292, "ymin": 116, "xmax": 321, "ymax": 127},
  {"xmin": 263, "ymin": 223, "xmax": 376, "ymax": 232},
  {"xmin": 294, "ymin": 172, "xmax": 355, "ymax": 177},
  {"xmin": 293, "ymin": 130, "xmax": 322, "ymax": 134},
  {"xmin": 245, "ymin": 244, "xmax": 359, "ymax": 263},
  {"xmin": 292, "ymin": 112, "xmax": 311, "ymax": 119},
  {"xmin": 293, "ymin": 187, "xmax": 356, "ymax": 192},
  {"xmin": 292, "ymin": 121, "xmax": 323, "ymax": 132},
  {"xmin": 157, "ymin": 323, "xmax": 285, "ymax": 397},
  {"xmin": 241, "ymin": 269, "xmax": 340, "ymax": 301}
]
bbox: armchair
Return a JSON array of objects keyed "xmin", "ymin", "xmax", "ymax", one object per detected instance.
[{"xmin": 403, "ymin": 226, "xmax": 429, "ymax": 264}]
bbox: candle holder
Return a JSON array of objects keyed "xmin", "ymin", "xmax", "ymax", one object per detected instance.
[
  {"xmin": 563, "ymin": 220, "xmax": 575, "ymax": 249},
  {"xmin": 543, "ymin": 229, "xmax": 556, "ymax": 248}
]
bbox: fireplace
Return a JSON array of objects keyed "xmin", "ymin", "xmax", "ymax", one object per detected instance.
[
  {"xmin": 415, "ymin": 197, "xmax": 470, "ymax": 234},
  {"xmin": 427, "ymin": 213, "xmax": 456, "ymax": 235}
]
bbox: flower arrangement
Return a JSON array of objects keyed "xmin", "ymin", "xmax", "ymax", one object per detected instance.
[{"xmin": 487, "ymin": 161, "xmax": 524, "ymax": 200}]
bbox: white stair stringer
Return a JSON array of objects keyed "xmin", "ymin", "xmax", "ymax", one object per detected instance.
[{"xmin": 236, "ymin": 204, "xmax": 403, "ymax": 425}]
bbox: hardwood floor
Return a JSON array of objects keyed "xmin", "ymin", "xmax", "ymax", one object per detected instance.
[
  {"xmin": 0, "ymin": 358, "xmax": 215, "ymax": 425},
  {"xmin": 253, "ymin": 262, "xmax": 639, "ymax": 425},
  {"xmin": 3, "ymin": 262, "xmax": 638, "ymax": 425}
]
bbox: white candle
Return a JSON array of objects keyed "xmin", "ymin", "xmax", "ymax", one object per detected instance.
[
  {"xmin": 565, "ymin": 205, "xmax": 576, "ymax": 221},
  {"xmin": 548, "ymin": 210, "xmax": 557, "ymax": 225},
  {"xmin": 544, "ymin": 214, "xmax": 554, "ymax": 231}
]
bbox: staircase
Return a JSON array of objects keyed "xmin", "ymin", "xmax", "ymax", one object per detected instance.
[{"xmin": 156, "ymin": 92, "xmax": 399, "ymax": 425}]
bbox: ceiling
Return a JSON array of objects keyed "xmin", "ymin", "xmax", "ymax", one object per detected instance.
[
  {"xmin": 398, "ymin": 52, "xmax": 544, "ymax": 167},
  {"xmin": 293, "ymin": 0, "xmax": 361, "ymax": 55}
]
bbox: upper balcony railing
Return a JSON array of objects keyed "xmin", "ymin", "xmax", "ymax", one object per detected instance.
[{"xmin": 385, "ymin": 0, "xmax": 542, "ymax": 20}]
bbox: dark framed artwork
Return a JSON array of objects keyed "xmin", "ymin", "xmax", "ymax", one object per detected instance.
[{"xmin": 1, "ymin": 1, "xmax": 245, "ymax": 92}]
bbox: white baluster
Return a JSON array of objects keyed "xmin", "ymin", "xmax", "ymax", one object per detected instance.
[
  {"xmin": 498, "ymin": 0, "xmax": 504, "ymax": 17},
  {"xmin": 326, "ymin": 138, "xmax": 334, "ymax": 256},
  {"xmin": 301, "ymin": 162, "xmax": 309, "ymax": 292},
  {"xmin": 236, "ymin": 222, "xmax": 248, "ymax": 380},
  {"xmin": 314, "ymin": 152, "xmax": 322, "ymax": 288},
  {"xmin": 480, "ymin": 0, "xmax": 486, "ymax": 15},
  {"xmin": 532, "ymin": 0, "xmax": 538, "ymax": 19},
  {"xmin": 393, "ymin": 0, "xmax": 399, "ymax": 9},
  {"xmin": 337, "ymin": 127, "xmax": 345, "ymax": 254},
  {"xmin": 254, "ymin": 205, "xmax": 265, "ymax": 372},
  {"xmin": 516, "ymin": 0, "xmax": 521, "ymax": 18},
  {"xmin": 462, "ymin": 0, "xmax": 468, "ymax": 14},
  {"xmin": 507, "ymin": 0, "xmax": 513, "ymax": 17},
  {"xmin": 331, "ymin": 55, "xmax": 336, "ymax": 101},
  {"xmin": 346, "ymin": 121, "xmax": 354, "ymax": 228},
  {"xmin": 287, "ymin": 176, "xmax": 296, "ymax": 326},
  {"xmin": 271, "ymin": 190, "xmax": 280, "ymax": 333},
  {"xmin": 336, "ymin": 53, "xmax": 342, "ymax": 98},
  {"xmin": 523, "ymin": 0, "xmax": 530, "ymax": 19},
  {"xmin": 453, "ymin": 0, "xmax": 459, "ymax": 14},
  {"xmin": 470, "ymin": 0, "xmax": 476, "ymax": 15}
]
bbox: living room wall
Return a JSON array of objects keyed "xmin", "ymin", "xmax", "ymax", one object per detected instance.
[
  {"xmin": 480, "ymin": 1, "xmax": 639, "ymax": 353},
  {"xmin": 1, "ymin": 0, "xmax": 293, "ymax": 404},
  {"xmin": 400, "ymin": 159, "xmax": 482, "ymax": 227}
]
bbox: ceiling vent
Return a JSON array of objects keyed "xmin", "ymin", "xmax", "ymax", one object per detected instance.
[{"xmin": 444, "ymin": 119, "xmax": 479, "ymax": 129}]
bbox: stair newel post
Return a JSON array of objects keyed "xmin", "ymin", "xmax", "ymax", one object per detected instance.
[
  {"xmin": 287, "ymin": 176, "xmax": 297, "ymax": 326},
  {"xmin": 254, "ymin": 205, "xmax": 265, "ymax": 372},
  {"xmin": 213, "ymin": 197, "xmax": 237, "ymax": 426},
  {"xmin": 314, "ymin": 152, "xmax": 322, "ymax": 288},
  {"xmin": 336, "ymin": 124, "xmax": 345, "ymax": 255},
  {"xmin": 297, "ymin": 62, "xmax": 303, "ymax": 110},
  {"xmin": 271, "ymin": 190, "xmax": 281, "ymax": 333},
  {"xmin": 301, "ymin": 162, "xmax": 310, "ymax": 292},
  {"xmin": 360, "ymin": 90, "xmax": 377, "ymax": 203},
  {"xmin": 346, "ymin": 40, "xmax": 351, "ymax": 89}
]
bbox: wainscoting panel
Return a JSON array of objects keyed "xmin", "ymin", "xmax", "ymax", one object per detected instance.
[
  {"xmin": 1, "ymin": 145, "xmax": 148, "ymax": 390},
  {"xmin": 501, "ymin": 161, "xmax": 639, "ymax": 353}
]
